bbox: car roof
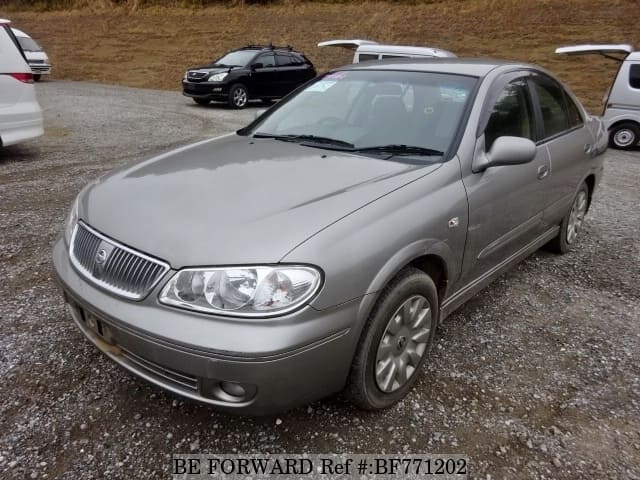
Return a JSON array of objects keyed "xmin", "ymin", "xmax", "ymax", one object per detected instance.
[
  {"xmin": 357, "ymin": 44, "xmax": 456, "ymax": 58},
  {"xmin": 317, "ymin": 39, "xmax": 456, "ymax": 59},
  {"xmin": 342, "ymin": 57, "xmax": 532, "ymax": 77}
]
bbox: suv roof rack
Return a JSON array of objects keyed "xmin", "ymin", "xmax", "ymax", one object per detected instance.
[{"xmin": 242, "ymin": 44, "xmax": 296, "ymax": 52}]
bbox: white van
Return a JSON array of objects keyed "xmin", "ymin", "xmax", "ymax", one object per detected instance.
[
  {"xmin": 318, "ymin": 39, "xmax": 456, "ymax": 63},
  {"xmin": 556, "ymin": 44, "xmax": 640, "ymax": 149},
  {"xmin": 11, "ymin": 27, "xmax": 52, "ymax": 81},
  {"xmin": 0, "ymin": 19, "xmax": 44, "ymax": 147}
]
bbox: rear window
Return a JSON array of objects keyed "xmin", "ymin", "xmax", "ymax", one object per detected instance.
[
  {"xmin": 276, "ymin": 53, "xmax": 294, "ymax": 67},
  {"xmin": 357, "ymin": 53, "xmax": 379, "ymax": 62},
  {"xmin": 17, "ymin": 36, "xmax": 42, "ymax": 52},
  {"xmin": 533, "ymin": 77, "xmax": 570, "ymax": 138},
  {"xmin": 564, "ymin": 92, "xmax": 584, "ymax": 127},
  {"xmin": 630, "ymin": 64, "xmax": 640, "ymax": 89}
]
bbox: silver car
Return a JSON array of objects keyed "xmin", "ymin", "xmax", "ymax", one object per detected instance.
[{"xmin": 53, "ymin": 59, "xmax": 607, "ymax": 414}]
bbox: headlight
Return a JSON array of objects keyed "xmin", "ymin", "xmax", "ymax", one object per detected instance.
[
  {"xmin": 183, "ymin": 71, "xmax": 189, "ymax": 80},
  {"xmin": 159, "ymin": 266, "xmax": 322, "ymax": 317},
  {"xmin": 208, "ymin": 72, "xmax": 227, "ymax": 82},
  {"xmin": 63, "ymin": 196, "xmax": 79, "ymax": 245}
]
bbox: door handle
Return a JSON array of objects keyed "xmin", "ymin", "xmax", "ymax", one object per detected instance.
[{"xmin": 537, "ymin": 165, "xmax": 549, "ymax": 180}]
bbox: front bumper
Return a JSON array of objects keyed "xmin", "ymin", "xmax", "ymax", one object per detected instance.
[
  {"xmin": 182, "ymin": 81, "xmax": 230, "ymax": 100},
  {"xmin": 52, "ymin": 239, "xmax": 360, "ymax": 415}
]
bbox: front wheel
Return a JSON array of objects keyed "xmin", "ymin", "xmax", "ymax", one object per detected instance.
[
  {"xmin": 546, "ymin": 182, "xmax": 589, "ymax": 254},
  {"xmin": 228, "ymin": 84, "xmax": 248, "ymax": 109},
  {"xmin": 346, "ymin": 267, "xmax": 438, "ymax": 410},
  {"xmin": 609, "ymin": 122, "xmax": 639, "ymax": 150}
]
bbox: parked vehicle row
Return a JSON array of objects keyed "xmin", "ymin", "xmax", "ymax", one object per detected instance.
[
  {"xmin": 0, "ymin": 19, "xmax": 43, "ymax": 147},
  {"xmin": 182, "ymin": 39, "xmax": 455, "ymax": 109},
  {"xmin": 56, "ymin": 57, "xmax": 607, "ymax": 414}
]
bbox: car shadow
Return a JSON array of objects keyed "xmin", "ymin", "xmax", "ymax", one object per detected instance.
[
  {"xmin": 0, "ymin": 143, "xmax": 41, "ymax": 165},
  {"xmin": 184, "ymin": 100, "xmax": 273, "ymax": 111}
]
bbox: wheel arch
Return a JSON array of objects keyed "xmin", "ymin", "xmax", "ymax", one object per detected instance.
[
  {"xmin": 356, "ymin": 240, "xmax": 455, "ymax": 332},
  {"xmin": 584, "ymin": 173, "xmax": 596, "ymax": 212},
  {"xmin": 608, "ymin": 118, "xmax": 640, "ymax": 132}
]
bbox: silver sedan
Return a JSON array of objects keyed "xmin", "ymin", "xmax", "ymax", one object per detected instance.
[{"xmin": 53, "ymin": 59, "xmax": 607, "ymax": 414}]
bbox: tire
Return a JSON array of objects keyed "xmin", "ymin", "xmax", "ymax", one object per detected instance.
[
  {"xmin": 193, "ymin": 98, "xmax": 210, "ymax": 106},
  {"xmin": 346, "ymin": 267, "xmax": 438, "ymax": 410},
  {"xmin": 546, "ymin": 182, "xmax": 589, "ymax": 254},
  {"xmin": 609, "ymin": 122, "xmax": 639, "ymax": 150},
  {"xmin": 33, "ymin": 74, "xmax": 41, "ymax": 82},
  {"xmin": 228, "ymin": 84, "xmax": 248, "ymax": 109}
]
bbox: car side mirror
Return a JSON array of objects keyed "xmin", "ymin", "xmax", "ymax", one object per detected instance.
[
  {"xmin": 251, "ymin": 62, "xmax": 263, "ymax": 70},
  {"xmin": 482, "ymin": 136, "xmax": 536, "ymax": 170}
]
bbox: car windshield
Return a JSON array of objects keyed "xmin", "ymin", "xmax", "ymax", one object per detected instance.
[
  {"xmin": 212, "ymin": 50, "xmax": 257, "ymax": 67},
  {"xmin": 248, "ymin": 69, "xmax": 477, "ymax": 156},
  {"xmin": 17, "ymin": 36, "xmax": 42, "ymax": 52}
]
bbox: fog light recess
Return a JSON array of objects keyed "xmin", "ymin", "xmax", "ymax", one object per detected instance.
[{"xmin": 203, "ymin": 380, "xmax": 256, "ymax": 403}]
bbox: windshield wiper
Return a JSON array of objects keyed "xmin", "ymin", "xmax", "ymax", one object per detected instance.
[
  {"xmin": 354, "ymin": 144, "xmax": 444, "ymax": 156},
  {"xmin": 253, "ymin": 133, "xmax": 354, "ymax": 149}
]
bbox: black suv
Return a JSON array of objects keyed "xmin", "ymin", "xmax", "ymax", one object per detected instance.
[{"xmin": 182, "ymin": 45, "xmax": 316, "ymax": 109}]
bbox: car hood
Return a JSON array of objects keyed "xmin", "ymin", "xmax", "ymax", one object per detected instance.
[
  {"xmin": 188, "ymin": 65, "xmax": 240, "ymax": 75},
  {"xmin": 80, "ymin": 134, "xmax": 441, "ymax": 268}
]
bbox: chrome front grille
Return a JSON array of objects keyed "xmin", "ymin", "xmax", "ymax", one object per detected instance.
[
  {"xmin": 70, "ymin": 222, "xmax": 170, "ymax": 300},
  {"xmin": 187, "ymin": 71, "xmax": 208, "ymax": 81}
]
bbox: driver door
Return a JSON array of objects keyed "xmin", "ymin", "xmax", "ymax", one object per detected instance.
[{"xmin": 459, "ymin": 74, "xmax": 551, "ymax": 286}]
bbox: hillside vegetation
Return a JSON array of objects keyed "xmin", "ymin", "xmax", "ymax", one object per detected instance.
[{"xmin": 4, "ymin": 0, "xmax": 639, "ymax": 111}]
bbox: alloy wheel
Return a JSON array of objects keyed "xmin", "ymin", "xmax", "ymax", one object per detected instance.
[
  {"xmin": 233, "ymin": 88, "xmax": 248, "ymax": 108},
  {"xmin": 567, "ymin": 190, "xmax": 588, "ymax": 244},
  {"xmin": 375, "ymin": 295, "xmax": 432, "ymax": 393}
]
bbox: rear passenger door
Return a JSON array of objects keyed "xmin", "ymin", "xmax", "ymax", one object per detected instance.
[
  {"xmin": 529, "ymin": 74, "xmax": 594, "ymax": 227},
  {"xmin": 275, "ymin": 53, "xmax": 302, "ymax": 96}
]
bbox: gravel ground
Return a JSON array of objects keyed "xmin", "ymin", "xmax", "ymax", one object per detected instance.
[{"xmin": 0, "ymin": 80, "xmax": 639, "ymax": 480}]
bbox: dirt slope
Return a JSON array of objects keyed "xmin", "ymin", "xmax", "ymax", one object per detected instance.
[{"xmin": 5, "ymin": 0, "xmax": 639, "ymax": 112}]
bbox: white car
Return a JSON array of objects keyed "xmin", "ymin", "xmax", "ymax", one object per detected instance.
[
  {"xmin": 0, "ymin": 19, "xmax": 44, "ymax": 147},
  {"xmin": 556, "ymin": 44, "xmax": 640, "ymax": 149},
  {"xmin": 318, "ymin": 39, "xmax": 456, "ymax": 63},
  {"xmin": 12, "ymin": 27, "xmax": 51, "ymax": 81}
]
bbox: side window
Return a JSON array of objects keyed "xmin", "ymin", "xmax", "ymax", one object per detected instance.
[
  {"xmin": 381, "ymin": 54, "xmax": 410, "ymax": 59},
  {"xmin": 533, "ymin": 77, "xmax": 570, "ymax": 138},
  {"xmin": 256, "ymin": 53, "xmax": 275, "ymax": 68},
  {"xmin": 357, "ymin": 53, "xmax": 379, "ymax": 62},
  {"xmin": 630, "ymin": 64, "xmax": 640, "ymax": 89},
  {"xmin": 564, "ymin": 92, "xmax": 584, "ymax": 128},
  {"xmin": 276, "ymin": 53, "xmax": 294, "ymax": 67},
  {"xmin": 290, "ymin": 54, "xmax": 305, "ymax": 66},
  {"xmin": 484, "ymin": 78, "xmax": 535, "ymax": 150}
]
